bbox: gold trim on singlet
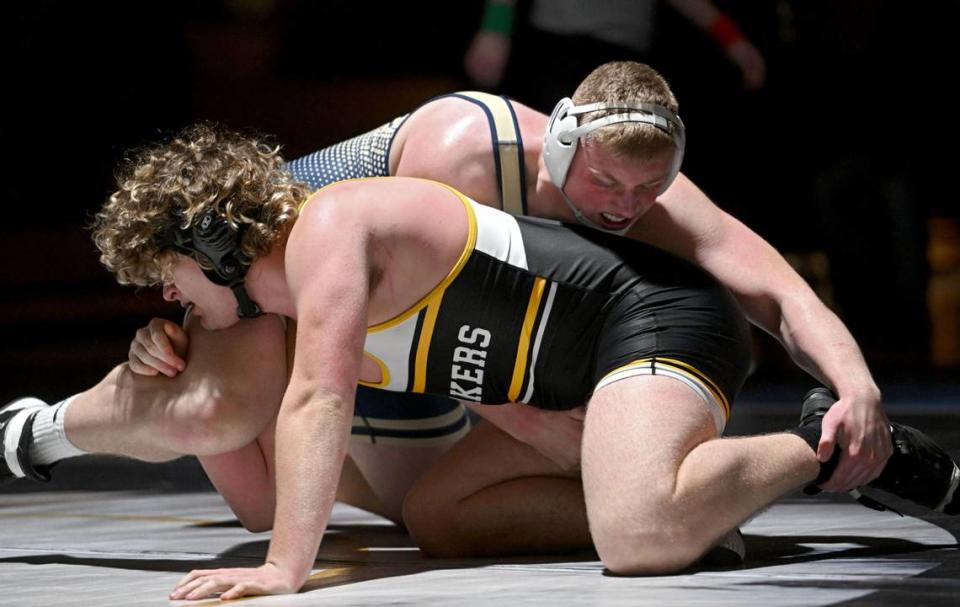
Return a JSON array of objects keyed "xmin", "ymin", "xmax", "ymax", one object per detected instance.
[
  {"xmin": 601, "ymin": 357, "xmax": 731, "ymax": 420},
  {"xmin": 412, "ymin": 294, "xmax": 443, "ymax": 393},
  {"xmin": 296, "ymin": 177, "xmax": 478, "ymax": 335},
  {"xmin": 458, "ymin": 91, "xmax": 525, "ymax": 217},
  {"xmin": 656, "ymin": 357, "xmax": 731, "ymax": 418},
  {"xmin": 357, "ymin": 351, "xmax": 391, "ymax": 389},
  {"xmin": 508, "ymin": 276, "xmax": 547, "ymax": 401},
  {"xmin": 366, "ymin": 180, "xmax": 478, "ymax": 333}
]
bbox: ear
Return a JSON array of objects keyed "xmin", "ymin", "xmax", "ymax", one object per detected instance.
[{"xmin": 542, "ymin": 98, "xmax": 579, "ymax": 189}]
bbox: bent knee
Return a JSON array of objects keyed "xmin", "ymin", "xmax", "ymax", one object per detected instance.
[
  {"xmin": 163, "ymin": 384, "xmax": 276, "ymax": 455},
  {"xmin": 592, "ymin": 522, "xmax": 707, "ymax": 575},
  {"xmin": 402, "ymin": 487, "xmax": 445, "ymax": 552},
  {"xmin": 161, "ymin": 394, "xmax": 237, "ymax": 453},
  {"xmin": 402, "ymin": 485, "xmax": 466, "ymax": 557}
]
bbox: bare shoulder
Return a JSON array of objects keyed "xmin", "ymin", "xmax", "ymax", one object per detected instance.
[
  {"xmin": 296, "ymin": 180, "xmax": 373, "ymax": 227},
  {"xmin": 295, "ymin": 177, "xmax": 447, "ymax": 244},
  {"xmin": 510, "ymin": 99, "xmax": 548, "ymax": 157},
  {"xmin": 394, "ymin": 96, "xmax": 505, "ymax": 201}
]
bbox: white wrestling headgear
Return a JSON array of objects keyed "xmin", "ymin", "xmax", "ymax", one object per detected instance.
[{"xmin": 542, "ymin": 98, "xmax": 686, "ymax": 234}]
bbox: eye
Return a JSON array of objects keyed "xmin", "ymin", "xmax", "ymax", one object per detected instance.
[
  {"xmin": 591, "ymin": 173, "xmax": 616, "ymax": 188},
  {"xmin": 640, "ymin": 180, "xmax": 664, "ymax": 192}
]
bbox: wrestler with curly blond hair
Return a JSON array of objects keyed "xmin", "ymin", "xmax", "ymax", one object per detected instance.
[{"xmin": 94, "ymin": 123, "xmax": 306, "ymax": 287}]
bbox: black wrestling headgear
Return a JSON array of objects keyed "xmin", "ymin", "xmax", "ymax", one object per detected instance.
[{"xmin": 162, "ymin": 209, "xmax": 263, "ymax": 319}]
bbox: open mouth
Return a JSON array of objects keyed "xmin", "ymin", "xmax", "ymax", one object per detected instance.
[{"xmin": 599, "ymin": 212, "xmax": 632, "ymax": 229}]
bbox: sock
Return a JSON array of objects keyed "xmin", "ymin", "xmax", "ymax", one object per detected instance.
[
  {"xmin": 786, "ymin": 425, "xmax": 840, "ymax": 495},
  {"xmin": 786, "ymin": 424, "xmax": 820, "ymax": 454},
  {"xmin": 29, "ymin": 396, "xmax": 86, "ymax": 465}
]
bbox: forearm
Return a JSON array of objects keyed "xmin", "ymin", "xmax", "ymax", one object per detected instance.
[
  {"xmin": 265, "ymin": 390, "xmax": 352, "ymax": 588},
  {"xmin": 777, "ymin": 295, "xmax": 880, "ymax": 399},
  {"xmin": 669, "ymin": 205, "xmax": 880, "ymax": 400},
  {"xmin": 667, "ymin": 0, "xmax": 743, "ymax": 44},
  {"xmin": 465, "ymin": 402, "xmax": 583, "ymax": 471},
  {"xmin": 466, "ymin": 401, "xmax": 539, "ymax": 439}
]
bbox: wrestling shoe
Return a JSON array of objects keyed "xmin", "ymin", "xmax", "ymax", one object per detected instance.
[
  {"xmin": 797, "ymin": 388, "xmax": 960, "ymax": 515},
  {"xmin": 864, "ymin": 422, "xmax": 960, "ymax": 514},
  {"xmin": 1, "ymin": 397, "xmax": 52, "ymax": 483}
]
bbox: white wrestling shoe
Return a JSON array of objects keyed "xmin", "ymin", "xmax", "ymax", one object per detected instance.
[
  {"xmin": 701, "ymin": 528, "xmax": 746, "ymax": 567},
  {"xmin": 1, "ymin": 397, "xmax": 53, "ymax": 483}
]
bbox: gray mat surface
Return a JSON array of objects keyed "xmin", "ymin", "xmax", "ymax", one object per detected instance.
[{"xmin": 2, "ymin": 490, "xmax": 959, "ymax": 606}]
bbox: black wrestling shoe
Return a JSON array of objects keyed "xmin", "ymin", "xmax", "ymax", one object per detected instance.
[
  {"xmin": 866, "ymin": 422, "xmax": 960, "ymax": 515},
  {"xmin": 797, "ymin": 387, "xmax": 960, "ymax": 515},
  {"xmin": 799, "ymin": 387, "xmax": 837, "ymax": 428},
  {"xmin": 1, "ymin": 397, "xmax": 52, "ymax": 484}
]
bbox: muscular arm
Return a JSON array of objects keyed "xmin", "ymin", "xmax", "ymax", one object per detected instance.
[
  {"xmin": 465, "ymin": 402, "xmax": 584, "ymax": 471},
  {"xmin": 391, "ymin": 98, "xmax": 506, "ymax": 204},
  {"xmin": 631, "ymin": 174, "xmax": 890, "ymax": 490},
  {"xmin": 266, "ymin": 192, "xmax": 370, "ymax": 593},
  {"xmin": 170, "ymin": 186, "xmax": 374, "ymax": 600},
  {"xmin": 666, "ymin": 0, "xmax": 766, "ymax": 90}
]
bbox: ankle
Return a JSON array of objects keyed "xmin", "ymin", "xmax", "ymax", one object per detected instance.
[{"xmin": 30, "ymin": 396, "xmax": 86, "ymax": 466}]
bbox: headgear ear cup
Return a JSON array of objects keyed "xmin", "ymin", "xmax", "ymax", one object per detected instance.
[
  {"xmin": 542, "ymin": 98, "xmax": 580, "ymax": 190},
  {"xmin": 163, "ymin": 209, "xmax": 263, "ymax": 319},
  {"xmin": 193, "ymin": 210, "xmax": 246, "ymax": 285}
]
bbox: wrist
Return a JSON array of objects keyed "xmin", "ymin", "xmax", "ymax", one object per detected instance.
[
  {"xmin": 264, "ymin": 557, "xmax": 311, "ymax": 590},
  {"xmin": 833, "ymin": 380, "xmax": 882, "ymax": 404},
  {"xmin": 708, "ymin": 14, "xmax": 744, "ymax": 50},
  {"xmin": 480, "ymin": 1, "xmax": 515, "ymax": 36}
]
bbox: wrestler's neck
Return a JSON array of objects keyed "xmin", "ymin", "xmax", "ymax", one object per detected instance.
[
  {"xmin": 244, "ymin": 245, "xmax": 296, "ymax": 318},
  {"xmin": 528, "ymin": 154, "xmax": 577, "ymax": 223}
]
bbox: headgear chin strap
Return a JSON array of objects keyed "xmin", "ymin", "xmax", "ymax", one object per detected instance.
[
  {"xmin": 542, "ymin": 97, "xmax": 686, "ymax": 234},
  {"xmin": 162, "ymin": 209, "xmax": 263, "ymax": 319}
]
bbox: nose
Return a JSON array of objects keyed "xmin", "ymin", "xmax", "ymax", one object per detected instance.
[
  {"xmin": 610, "ymin": 190, "xmax": 642, "ymax": 214},
  {"xmin": 623, "ymin": 189, "xmax": 657, "ymax": 216},
  {"xmin": 162, "ymin": 283, "xmax": 180, "ymax": 303}
]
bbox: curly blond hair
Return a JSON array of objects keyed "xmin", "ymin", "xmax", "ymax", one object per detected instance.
[
  {"xmin": 572, "ymin": 61, "xmax": 680, "ymax": 159},
  {"xmin": 93, "ymin": 123, "xmax": 308, "ymax": 286}
]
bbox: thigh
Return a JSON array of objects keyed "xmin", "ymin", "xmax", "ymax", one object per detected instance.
[
  {"xmin": 408, "ymin": 417, "xmax": 580, "ymax": 506},
  {"xmin": 581, "ymin": 374, "xmax": 718, "ymax": 530},
  {"xmin": 402, "ymin": 419, "xmax": 589, "ymax": 556},
  {"xmin": 180, "ymin": 313, "xmax": 289, "ymax": 446},
  {"xmin": 346, "ymin": 388, "xmax": 472, "ymax": 522},
  {"xmin": 346, "ymin": 440, "xmax": 460, "ymax": 523}
]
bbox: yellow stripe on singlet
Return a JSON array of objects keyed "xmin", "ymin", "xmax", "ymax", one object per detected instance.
[
  {"xmin": 357, "ymin": 351, "xmax": 391, "ymax": 389},
  {"xmin": 508, "ymin": 277, "xmax": 547, "ymax": 401},
  {"xmin": 656, "ymin": 357, "xmax": 731, "ymax": 418},
  {"xmin": 367, "ymin": 180, "xmax": 479, "ymax": 333},
  {"xmin": 602, "ymin": 357, "xmax": 731, "ymax": 419},
  {"xmin": 459, "ymin": 92, "xmax": 524, "ymax": 216},
  {"xmin": 413, "ymin": 296, "xmax": 443, "ymax": 393}
]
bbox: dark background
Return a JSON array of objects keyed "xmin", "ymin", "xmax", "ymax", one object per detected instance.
[{"xmin": 2, "ymin": 0, "xmax": 958, "ymax": 409}]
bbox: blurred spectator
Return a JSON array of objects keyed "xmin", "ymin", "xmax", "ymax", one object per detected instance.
[{"xmin": 463, "ymin": 0, "xmax": 767, "ymax": 112}]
